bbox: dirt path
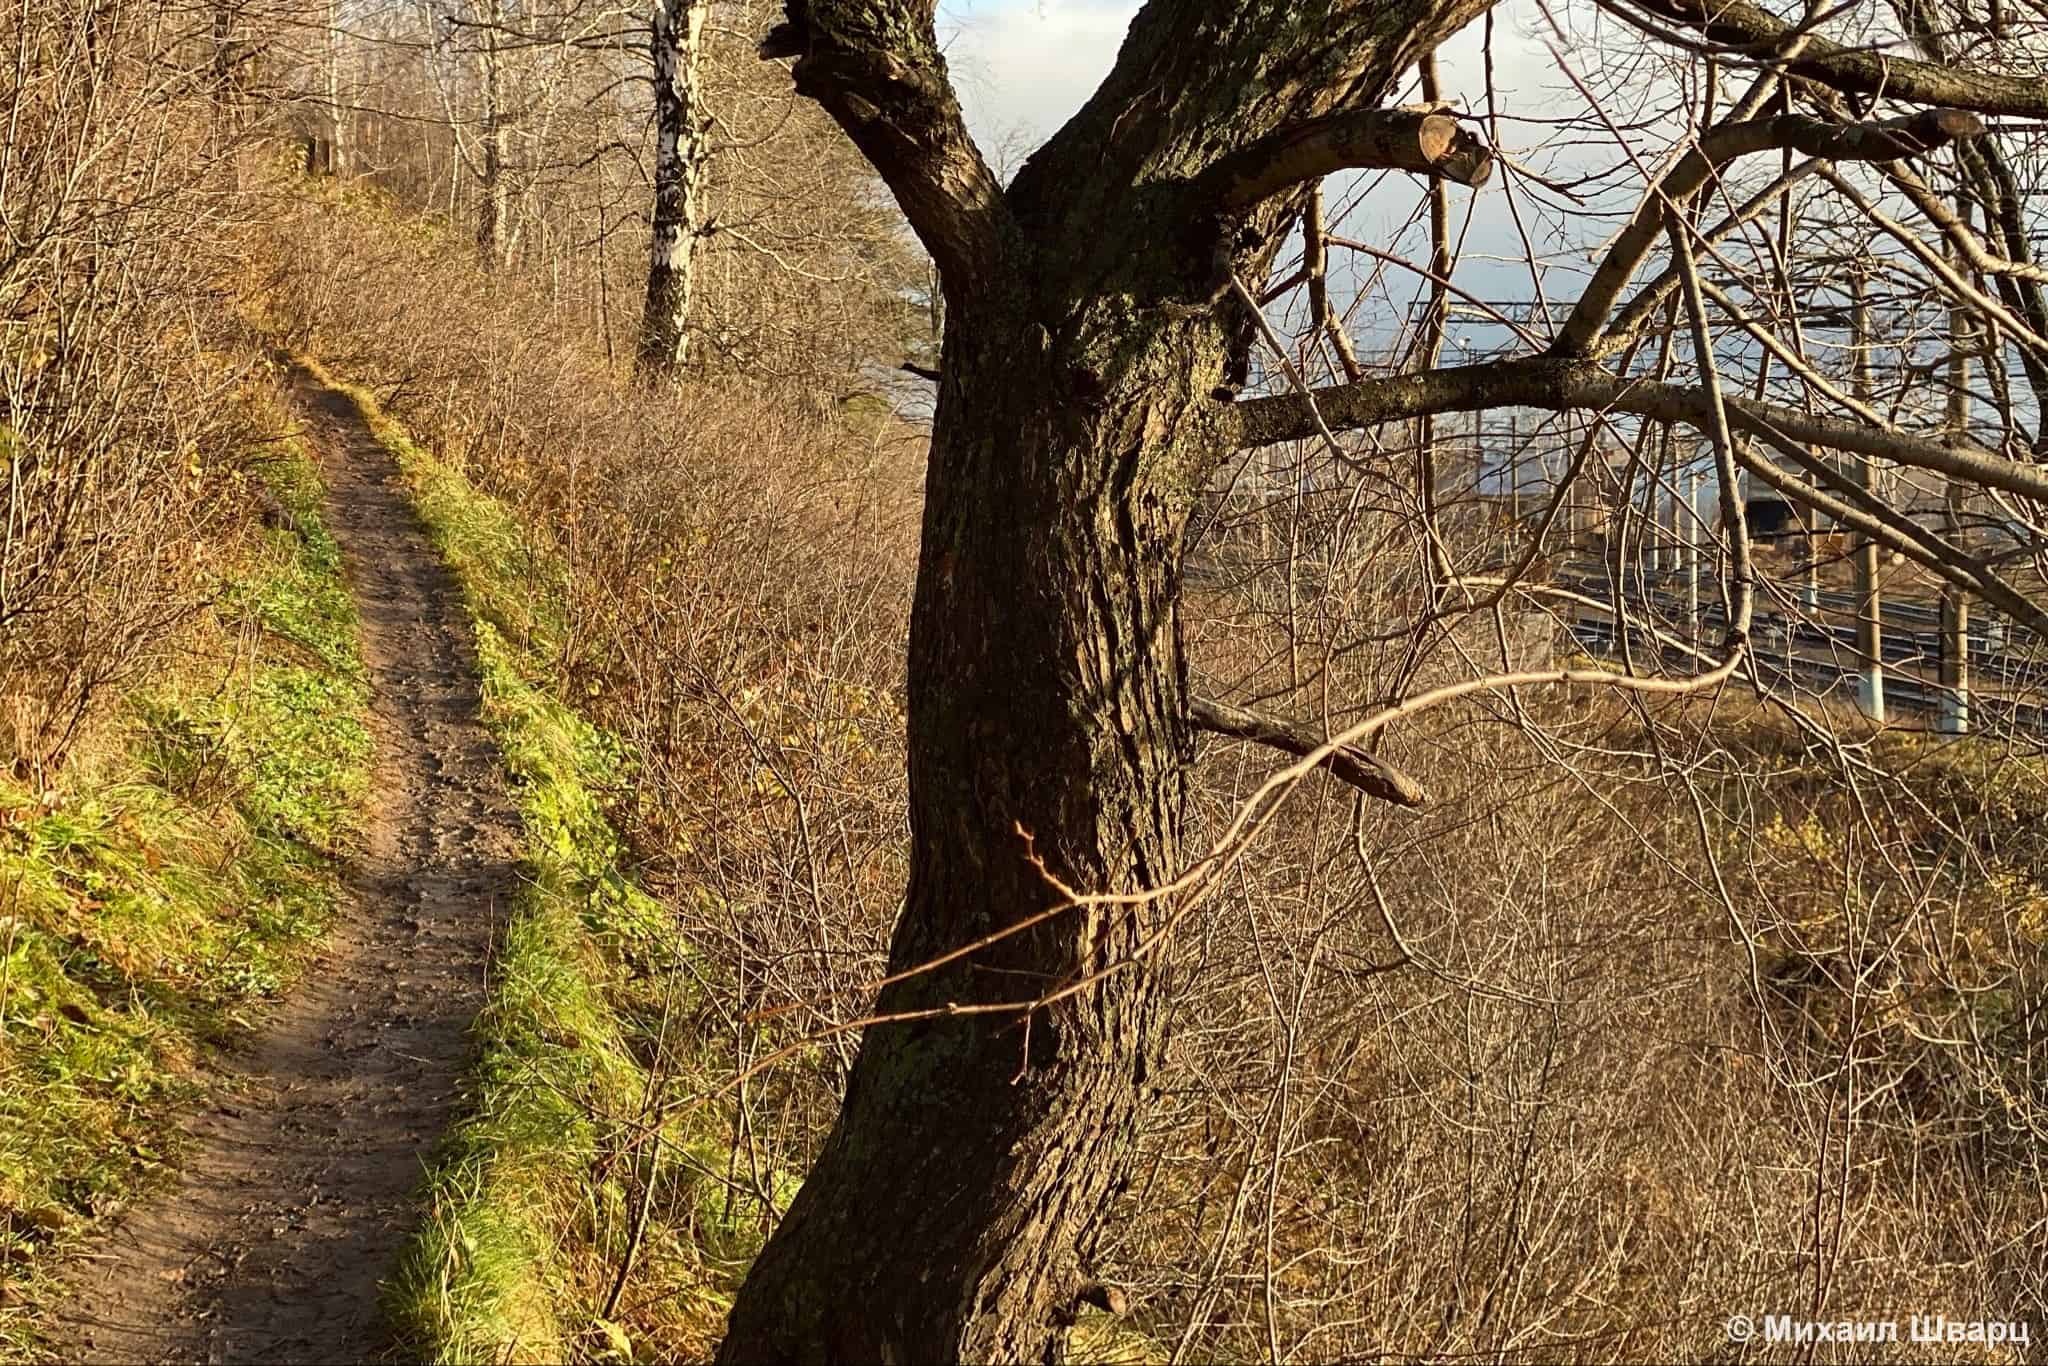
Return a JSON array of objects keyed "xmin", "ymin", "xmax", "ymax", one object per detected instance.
[{"xmin": 49, "ymin": 376, "xmax": 520, "ymax": 1364}]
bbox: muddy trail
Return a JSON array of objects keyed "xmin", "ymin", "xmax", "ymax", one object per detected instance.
[{"xmin": 50, "ymin": 375, "xmax": 520, "ymax": 1364}]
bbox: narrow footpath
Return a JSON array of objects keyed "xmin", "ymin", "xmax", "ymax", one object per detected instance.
[{"xmin": 51, "ymin": 374, "xmax": 519, "ymax": 1364}]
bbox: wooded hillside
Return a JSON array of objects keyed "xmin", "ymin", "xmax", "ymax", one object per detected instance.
[{"xmin": 3, "ymin": 0, "xmax": 2047, "ymax": 1362}]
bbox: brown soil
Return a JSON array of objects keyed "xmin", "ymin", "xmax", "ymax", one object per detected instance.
[{"xmin": 47, "ymin": 375, "xmax": 520, "ymax": 1364}]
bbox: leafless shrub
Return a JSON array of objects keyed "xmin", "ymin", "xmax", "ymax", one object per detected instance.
[{"xmin": 0, "ymin": 0, "xmax": 291, "ymax": 779}]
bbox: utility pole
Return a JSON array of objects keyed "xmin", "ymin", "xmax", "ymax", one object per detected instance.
[
  {"xmin": 1507, "ymin": 411, "xmax": 1520, "ymax": 525},
  {"xmin": 1851, "ymin": 271, "xmax": 1886, "ymax": 723},
  {"xmin": 1941, "ymin": 220, "xmax": 1973, "ymax": 734},
  {"xmin": 1801, "ymin": 506, "xmax": 1819, "ymax": 614},
  {"xmin": 1654, "ymin": 423, "xmax": 1674, "ymax": 576},
  {"xmin": 1683, "ymin": 465, "xmax": 1700, "ymax": 642}
]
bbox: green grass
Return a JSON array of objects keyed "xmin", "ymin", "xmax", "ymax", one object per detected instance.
[
  {"xmin": 313, "ymin": 370, "xmax": 760, "ymax": 1364},
  {"xmin": 381, "ymin": 613, "xmax": 652, "ymax": 1363},
  {"xmin": 0, "ymin": 438, "xmax": 371, "ymax": 1360}
]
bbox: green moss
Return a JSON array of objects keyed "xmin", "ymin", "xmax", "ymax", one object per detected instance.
[
  {"xmin": 385, "ymin": 884, "xmax": 639, "ymax": 1362},
  {"xmin": 0, "ymin": 439, "xmax": 370, "ymax": 1362}
]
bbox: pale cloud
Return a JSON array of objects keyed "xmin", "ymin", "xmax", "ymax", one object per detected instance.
[
  {"xmin": 940, "ymin": 1, "xmax": 1566, "ymax": 162},
  {"xmin": 940, "ymin": 2, "xmax": 1143, "ymax": 157}
]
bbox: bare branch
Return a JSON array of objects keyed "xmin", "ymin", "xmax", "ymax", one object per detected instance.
[
  {"xmin": 1556, "ymin": 108, "xmax": 1982, "ymax": 358},
  {"xmin": 1225, "ymin": 354, "xmax": 2048, "ymax": 505},
  {"xmin": 1189, "ymin": 696, "xmax": 1427, "ymax": 809},
  {"xmin": 1604, "ymin": 156, "xmax": 1825, "ymax": 345},
  {"xmin": 1621, "ymin": 0, "xmax": 2048, "ymax": 118},
  {"xmin": 1303, "ymin": 189, "xmax": 1364, "ymax": 382},
  {"xmin": 1194, "ymin": 107, "xmax": 1493, "ymax": 211},
  {"xmin": 1820, "ymin": 166, "xmax": 2048, "ymax": 358},
  {"xmin": 1735, "ymin": 428, "xmax": 2048, "ymax": 637},
  {"xmin": 1884, "ymin": 157, "xmax": 2048, "ymax": 285},
  {"xmin": 1668, "ymin": 211, "xmax": 1755, "ymax": 646}
]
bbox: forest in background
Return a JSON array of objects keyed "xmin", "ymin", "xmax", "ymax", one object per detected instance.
[{"xmin": 3, "ymin": 0, "xmax": 2048, "ymax": 1361}]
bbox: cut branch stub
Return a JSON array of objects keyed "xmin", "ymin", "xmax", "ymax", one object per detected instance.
[
  {"xmin": 1190, "ymin": 695, "xmax": 1427, "ymax": 808},
  {"xmin": 1196, "ymin": 108, "xmax": 1493, "ymax": 212},
  {"xmin": 1771, "ymin": 107, "xmax": 1985, "ymax": 160}
]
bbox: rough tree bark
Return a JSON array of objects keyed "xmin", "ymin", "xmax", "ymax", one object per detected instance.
[
  {"xmin": 635, "ymin": 0, "xmax": 709, "ymax": 377},
  {"xmin": 474, "ymin": 0, "xmax": 507, "ymax": 270},
  {"xmin": 717, "ymin": 2, "xmax": 1492, "ymax": 1361}
]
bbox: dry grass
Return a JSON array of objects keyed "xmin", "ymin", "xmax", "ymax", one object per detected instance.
[
  {"xmin": 261, "ymin": 170, "xmax": 2048, "ymax": 1362},
  {"xmin": 8, "ymin": 0, "xmax": 2043, "ymax": 1357}
]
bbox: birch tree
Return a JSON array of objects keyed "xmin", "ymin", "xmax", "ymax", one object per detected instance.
[
  {"xmin": 635, "ymin": 0, "xmax": 710, "ymax": 376},
  {"xmin": 450, "ymin": 0, "xmax": 510, "ymax": 269}
]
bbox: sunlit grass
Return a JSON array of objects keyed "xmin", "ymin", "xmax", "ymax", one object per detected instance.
[
  {"xmin": 0, "ymin": 436, "xmax": 371, "ymax": 1362},
  {"xmin": 331, "ymin": 376, "xmax": 754, "ymax": 1365}
]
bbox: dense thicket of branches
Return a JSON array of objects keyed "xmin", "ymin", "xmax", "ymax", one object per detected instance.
[{"xmin": 0, "ymin": 1, "xmax": 269, "ymax": 776}]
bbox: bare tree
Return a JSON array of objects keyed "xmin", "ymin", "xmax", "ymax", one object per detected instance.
[
  {"xmin": 328, "ymin": 0, "xmax": 350, "ymax": 173},
  {"xmin": 714, "ymin": 1, "xmax": 2048, "ymax": 1360},
  {"xmin": 474, "ymin": 0, "xmax": 507, "ymax": 267},
  {"xmin": 0, "ymin": 0, "xmax": 273, "ymax": 776}
]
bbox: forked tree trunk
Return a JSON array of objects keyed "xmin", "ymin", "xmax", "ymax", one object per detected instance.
[
  {"xmin": 635, "ymin": 0, "xmax": 710, "ymax": 377},
  {"xmin": 718, "ymin": 2, "xmax": 1490, "ymax": 1359}
]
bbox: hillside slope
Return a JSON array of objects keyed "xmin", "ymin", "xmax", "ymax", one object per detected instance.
[{"xmin": 16, "ymin": 373, "xmax": 522, "ymax": 1363}]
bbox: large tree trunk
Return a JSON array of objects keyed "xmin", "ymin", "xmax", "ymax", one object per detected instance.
[
  {"xmin": 719, "ymin": 299, "xmax": 1213, "ymax": 1363},
  {"xmin": 717, "ymin": 4, "xmax": 1491, "ymax": 1360},
  {"xmin": 635, "ymin": 0, "xmax": 709, "ymax": 377}
]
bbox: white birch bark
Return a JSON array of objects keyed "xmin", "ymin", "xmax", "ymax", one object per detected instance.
[{"xmin": 635, "ymin": 0, "xmax": 709, "ymax": 376}]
